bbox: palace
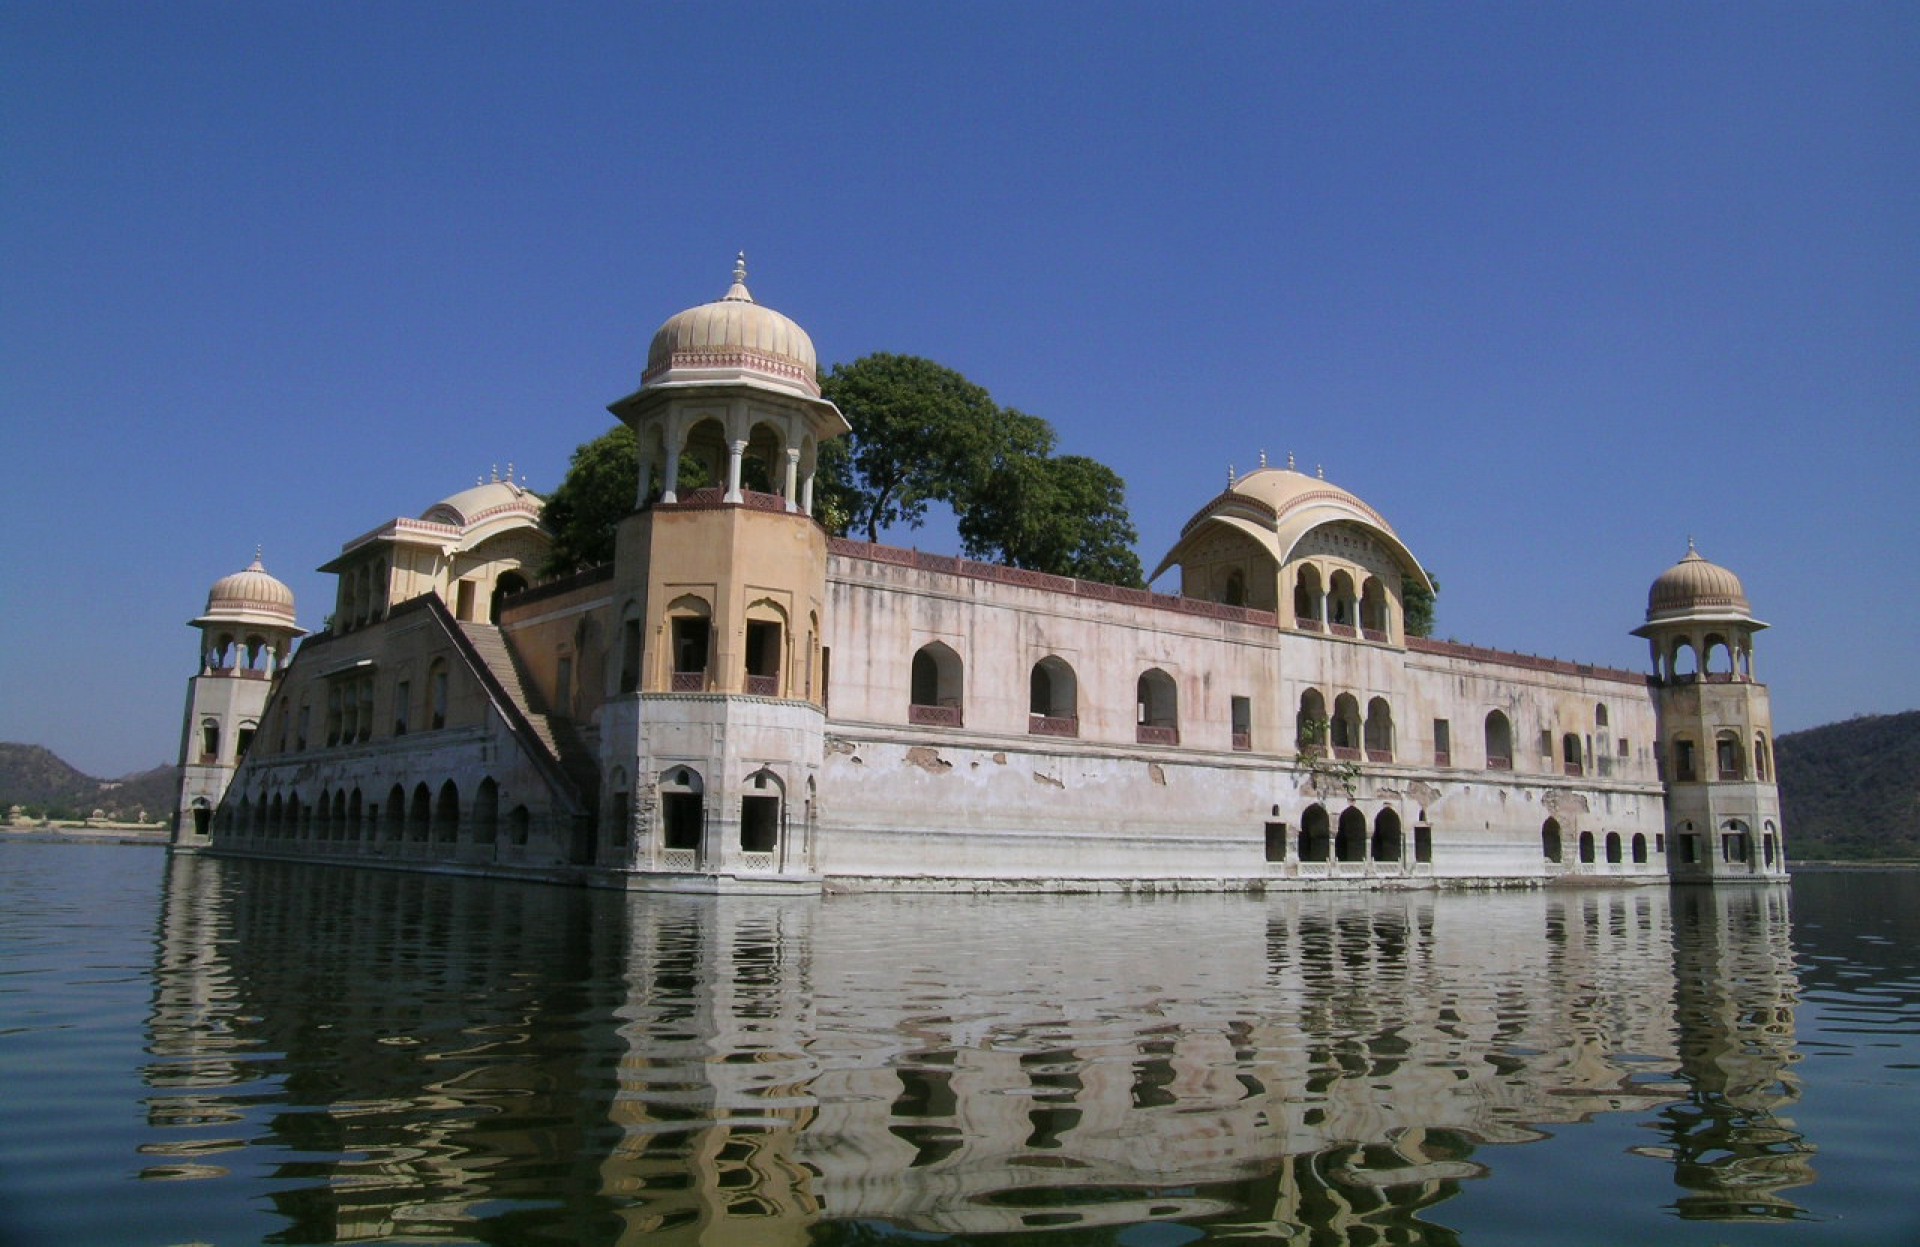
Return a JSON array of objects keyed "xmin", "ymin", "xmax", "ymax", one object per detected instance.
[{"xmin": 174, "ymin": 259, "xmax": 1786, "ymax": 891}]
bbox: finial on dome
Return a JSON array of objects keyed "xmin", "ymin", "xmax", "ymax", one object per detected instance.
[
  {"xmin": 1287, "ymin": 451, "xmax": 1296, "ymax": 471},
  {"xmin": 1317, "ymin": 463, "xmax": 1325, "ymax": 480},
  {"xmin": 506, "ymin": 461, "xmax": 515, "ymax": 486},
  {"xmin": 1228, "ymin": 463, "xmax": 1236, "ymax": 487},
  {"xmin": 491, "ymin": 464, "xmax": 499, "ymax": 483},
  {"xmin": 1259, "ymin": 449, "xmax": 1268, "ymax": 468},
  {"xmin": 1686, "ymin": 534, "xmax": 1698, "ymax": 555},
  {"xmin": 251, "ymin": 544, "xmax": 264, "ymax": 569},
  {"xmin": 725, "ymin": 251, "xmax": 753, "ymax": 303}
]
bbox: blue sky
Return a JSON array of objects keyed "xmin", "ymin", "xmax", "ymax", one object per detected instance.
[{"xmin": 3, "ymin": 2, "xmax": 1914, "ymax": 777}]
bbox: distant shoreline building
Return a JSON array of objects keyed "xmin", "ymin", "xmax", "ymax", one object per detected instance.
[{"xmin": 175, "ymin": 260, "xmax": 1786, "ymax": 890}]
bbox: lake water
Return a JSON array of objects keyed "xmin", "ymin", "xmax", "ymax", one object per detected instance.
[{"xmin": 1, "ymin": 842, "xmax": 1916, "ymax": 1247}]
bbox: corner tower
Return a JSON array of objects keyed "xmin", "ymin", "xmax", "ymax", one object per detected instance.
[
  {"xmin": 174, "ymin": 553, "xmax": 303, "ymax": 846},
  {"xmin": 601, "ymin": 256, "xmax": 850, "ymax": 887},
  {"xmin": 1634, "ymin": 543, "xmax": 1785, "ymax": 881}
]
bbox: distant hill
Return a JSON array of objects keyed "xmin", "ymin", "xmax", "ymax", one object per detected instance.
[
  {"xmin": 1775, "ymin": 711, "xmax": 1920, "ymax": 861},
  {"xmin": 0, "ymin": 743, "xmax": 176, "ymax": 822}
]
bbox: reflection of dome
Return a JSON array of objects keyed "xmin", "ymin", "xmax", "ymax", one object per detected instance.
[
  {"xmin": 200, "ymin": 554, "xmax": 297, "ymax": 627},
  {"xmin": 1647, "ymin": 541, "xmax": 1752, "ymax": 622},
  {"xmin": 641, "ymin": 253, "xmax": 820, "ymax": 398}
]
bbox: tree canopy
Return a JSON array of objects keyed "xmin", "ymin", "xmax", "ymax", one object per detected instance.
[
  {"xmin": 821, "ymin": 353, "xmax": 1142, "ymax": 587},
  {"xmin": 1402, "ymin": 574, "xmax": 1438, "ymax": 638},
  {"xmin": 538, "ymin": 353, "xmax": 1145, "ymax": 587},
  {"xmin": 539, "ymin": 423, "xmax": 635, "ymax": 575}
]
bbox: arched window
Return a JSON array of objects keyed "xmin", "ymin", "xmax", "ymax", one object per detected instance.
[
  {"xmin": 1605, "ymin": 832, "xmax": 1622, "ymax": 864},
  {"xmin": 1364, "ymin": 698, "xmax": 1394, "ymax": 761},
  {"xmin": 1359, "ymin": 577, "xmax": 1390, "ymax": 638},
  {"xmin": 742, "ymin": 420, "xmax": 786, "ymax": 496},
  {"xmin": 740, "ymin": 767, "xmax": 783, "ymax": 855},
  {"xmin": 409, "ymin": 783, "xmax": 431, "ymax": 841},
  {"xmin": 1335, "ymin": 807, "xmax": 1368, "ymax": 861},
  {"xmin": 1721, "ymin": 819, "xmax": 1751, "ymax": 864},
  {"xmin": 1673, "ymin": 735, "xmax": 1698, "ymax": 782},
  {"xmin": 1028, "ymin": 656, "xmax": 1078, "ymax": 736},
  {"xmin": 1372, "ymin": 808, "xmax": 1402, "ymax": 863},
  {"xmin": 618, "ymin": 602, "xmax": 643, "ymax": 694},
  {"xmin": 744, "ymin": 600, "xmax": 786, "ymax": 697},
  {"xmin": 668, "ymin": 596, "xmax": 712, "ymax": 692},
  {"xmin": 1293, "ymin": 566, "xmax": 1324, "ymax": 630},
  {"xmin": 1222, "ymin": 569, "xmax": 1246, "ymax": 607},
  {"xmin": 1670, "ymin": 639, "xmax": 1699, "ymax": 680},
  {"xmin": 1484, "ymin": 711, "xmax": 1513, "ymax": 770},
  {"xmin": 1298, "ymin": 804, "xmax": 1331, "ymax": 862},
  {"xmin": 1542, "ymin": 818, "xmax": 1562, "ymax": 863},
  {"xmin": 428, "ymin": 659, "xmax": 449, "ymax": 730},
  {"xmin": 1136, "ymin": 669, "xmax": 1179, "ymax": 745},
  {"xmin": 1595, "ymin": 703, "xmax": 1609, "ymax": 728},
  {"xmin": 679, "ymin": 416, "xmax": 730, "ymax": 495},
  {"xmin": 386, "ymin": 784, "xmax": 405, "ymax": 842},
  {"xmin": 1715, "ymin": 731, "xmax": 1745, "ymax": 780},
  {"xmin": 1327, "ymin": 571, "xmax": 1357, "ymax": 632},
  {"xmin": 909, "ymin": 642, "xmax": 965, "ymax": 727},
  {"xmin": 490, "ymin": 570, "xmax": 529, "ymax": 624},
  {"xmin": 660, "ymin": 767, "xmax": 704, "ymax": 854},
  {"xmin": 1631, "ymin": 833, "xmax": 1648, "ymax": 864},
  {"xmin": 473, "ymin": 778, "xmax": 499, "ymax": 845},
  {"xmin": 1578, "ymin": 831, "xmax": 1596, "ymax": 864},
  {"xmin": 1703, "ymin": 633, "xmax": 1734, "ymax": 678},
  {"xmin": 1562, "ymin": 733, "xmax": 1583, "ymax": 777},
  {"xmin": 1754, "ymin": 732, "xmax": 1772, "ymax": 781},
  {"xmin": 200, "ymin": 719, "xmax": 220, "ymax": 762},
  {"xmin": 1296, "ymin": 688, "xmax": 1328, "ymax": 753},
  {"xmin": 434, "ymin": 780, "xmax": 460, "ymax": 843},
  {"xmin": 1330, "ymin": 694, "xmax": 1362, "ymax": 757}
]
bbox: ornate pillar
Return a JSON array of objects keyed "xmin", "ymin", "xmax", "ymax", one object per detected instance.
[
  {"xmin": 783, "ymin": 448, "xmax": 801, "ymax": 512},
  {"xmin": 724, "ymin": 438, "xmax": 746, "ymax": 503}
]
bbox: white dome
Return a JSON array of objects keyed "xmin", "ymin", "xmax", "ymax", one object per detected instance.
[
  {"xmin": 197, "ymin": 554, "xmax": 297, "ymax": 629},
  {"xmin": 641, "ymin": 254, "xmax": 820, "ymax": 399}
]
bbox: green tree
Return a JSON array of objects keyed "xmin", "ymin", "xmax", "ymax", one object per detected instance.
[
  {"xmin": 958, "ymin": 453, "xmax": 1145, "ymax": 587},
  {"xmin": 540, "ymin": 425, "xmax": 635, "ymax": 576},
  {"xmin": 820, "ymin": 353, "xmax": 1049, "ymax": 543},
  {"xmin": 1402, "ymin": 573, "xmax": 1439, "ymax": 638}
]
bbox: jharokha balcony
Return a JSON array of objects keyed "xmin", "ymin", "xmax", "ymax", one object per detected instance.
[
  {"xmin": 670, "ymin": 671, "xmax": 706, "ymax": 693},
  {"xmin": 745, "ymin": 675, "xmax": 779, "ymax": 697},
  {"xmin": 1136, "ymin": 724, "xmax": 1180, "ymax": 747},
  {"xmin": 1029, "ymin": 714, "xmax": 1079, "ymax": 738}
]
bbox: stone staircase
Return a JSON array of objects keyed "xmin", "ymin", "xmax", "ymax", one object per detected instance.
[{"xmin": 457, "ymin": 622, "xmax": 601, "ymax": 801}]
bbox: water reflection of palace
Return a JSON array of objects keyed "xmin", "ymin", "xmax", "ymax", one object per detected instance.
[{"xmin": 147, "ymin": 860, "xmax": 1811, "ymax": 1243}]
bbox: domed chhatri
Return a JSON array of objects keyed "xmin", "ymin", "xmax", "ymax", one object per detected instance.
[
  {"xmin": 641, "ymin": 253, "xmax": 820, "ymax": 399},
  {"xmin": 198, "ymin": 552, "xmax": 297, "ymax": 628},
  {"xmin": 1645, "ymin": 540, "xmax": 1755, "ymax": 625}
]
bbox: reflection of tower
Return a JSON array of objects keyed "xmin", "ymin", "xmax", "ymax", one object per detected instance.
[
  {"xmin": 174, "ymin": 554, "xmax": 302, "ymax": 845},
  {"xmin": 1633, "ymin": 543, "xmax": 1786, "ymax": 881},
  {"xmin": 1643, "ymin": 886, "xmax": 1814, "ymax": 1220}
]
